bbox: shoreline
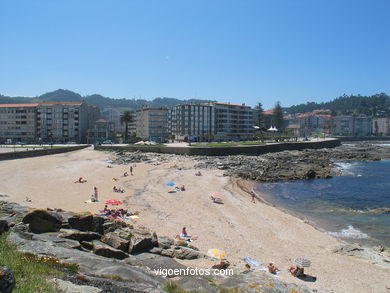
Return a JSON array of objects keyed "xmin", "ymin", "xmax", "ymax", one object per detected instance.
[{"xmin": 1, "ymin": 148, "xmax": 389, "ymax": 293}]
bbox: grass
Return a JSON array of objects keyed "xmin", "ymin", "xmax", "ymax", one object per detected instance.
[{"xmin": 0, "ymin": 232, "xmax": 78, "ymax": 293}]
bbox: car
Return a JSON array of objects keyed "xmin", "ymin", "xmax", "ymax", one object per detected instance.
[
  {"xmin": 15, "ymin": 142, "xmax": 27, "ymax": 145},
  {"xmin": 102, "ymin": 140, "xmax": 112, "ymax": 144},
  {"xmin": 67, "ymin": 141, "xmax": 77, "ymax": 144}
]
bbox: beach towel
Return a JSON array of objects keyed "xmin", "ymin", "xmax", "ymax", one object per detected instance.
[
  {"xmin": 130, "ymin": 215, "xmax": 139, "ymax": 219},
  {"xmin": 243, "ymin": 256, "xmax": 261, "ymax": 267}
]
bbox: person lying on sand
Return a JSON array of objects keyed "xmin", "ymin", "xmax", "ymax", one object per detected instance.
[
  {"xmin": 268, "ymin": 262, "xmax": 280, "ymax": 274},
  {"xmin": 112, "ymin": 178, "xmax": 119, "ymax": 181},
  {"xmin": 195, "ymin": 171, "xmax": 202, "ymax": 176},
  {"xmin": 25, "ymin": 196, "xmax": 32, "ymax": 202},
  {"xmin": 212, "ymin": 260, "xmax": 230, "ymax": 270},
  {"xmin": 107, "ymin": 165, "xmax": 113, "ymax": 168},
  {"xmin": 123, "ymin": 172, "xmax": 129, "ymax": 177}
]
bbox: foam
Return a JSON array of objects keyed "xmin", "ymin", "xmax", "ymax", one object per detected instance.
[{"xmin": 326, "ymin": 225, "xmax": 369, "ymax": 239}]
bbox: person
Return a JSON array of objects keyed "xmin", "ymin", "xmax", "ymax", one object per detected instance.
[
  {"xmin": 25, "ymin": 196, "xmax": 32, "ymax": 202},
  {"xmin": 107, "ymin": 165, "xmax": 113, "ymax": 168},
  {"xmin": 130, "ymin": 166, "xmax": 133, "ymax": 176},
  {"xmin": 181, "ymin": 227, "xmax": 188, "ymax": 237},
  {"xmin": 180, "ymin": 185, "xmax": 186, "ymax": 191},
  {"xmin": 113, "ymin": 186, "xmax": 118, "ymax": 192},
  {"xmin": 268, "ymin": 262, "xmax": 279, "ymax": 274},
  {"xmin": 103, "ymin": 205, "xmax": 109, "ymax": 212},
  {"xmin": 289, "ymin": 266, "xmax": 304, "ymax": 277},
  {"xmin": 251, "ymin": 192, "xmax": 256, "ymax": 203},
  {"xmin": 195, "ymin": 171, "xmax": 202, "ymax": 176},
  {"xmin": 94, "ymin": 187, "xmax": 98, "ymax": 201},
  {"xmin": 78, "ymin": 177, "xmax": 84, "ymax": 183},
  {"xmin": 123, "ymin": 172, "xmax": 129, "ymax": 177}
]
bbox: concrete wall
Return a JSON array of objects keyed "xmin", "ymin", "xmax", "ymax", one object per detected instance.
[
  {"xmin": 0, "ymin": 145, "xmax": 89, "ymax": 161},
  {"xmin": 336, "ymin": 136, "xmax": 390, "ymax": 142},
  {"xmin": 96, "ymin": 139, "xmax": 341, "ymax": 156}
]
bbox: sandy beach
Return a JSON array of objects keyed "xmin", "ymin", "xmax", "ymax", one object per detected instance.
[{"xmin": 0, "ymin": 147, "xmax": 389, "ymax": 293}]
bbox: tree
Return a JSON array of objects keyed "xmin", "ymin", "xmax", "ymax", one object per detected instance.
[
  {"xmin": 254, "ymin": 102, "xmax": 264, "ymax": 129},
  {"xmin": 273, "ymin": 101, "xmax": 284, "ymax": 130},
  {"xmin": 120, "ymin": 110, "xmax": 134, "ymax": 142}
]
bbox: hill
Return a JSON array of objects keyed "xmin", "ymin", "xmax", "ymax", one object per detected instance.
[
  {"xmin": 0, "ymin": 89, "xmax": 214, "ymax": 110},
  {"xmin": 285, "ymin": 93, "xmax": 390, "ymax": 117}
]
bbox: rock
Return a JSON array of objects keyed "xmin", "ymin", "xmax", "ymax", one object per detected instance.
[
  {"xmin": 130, "ymin": 253, "xmax": 188, "ymax": 271},
  {"xmin": 92, "ymin": 217, "xmax": 106, "ymax": 234},
  {"xmin": 157, "ymin": 237, "xmax": 174, "ymax": 249},
  {"xmin": 81, "ymin": 241, "xmax": 94, "ymax": 251},
  {"xmin": 102, "ymin": 222, "xmax": 118, "ymax": 234},
  {"xmin": 128, "ymin": 231, "xmax": 154, "ymax": 254},
  {"xmin": 176, "ymin": 277, "xmax": 218, "ymax": 293},
  {"xmin": 48, "ymin": 278, "xmax": 102, "ymax": 293},
  {"xmin": 92, "ymin": 240, "xmax": 129, "ymax": 260},
  {"xmin": 160, "ymin": 248, "xmax": 174, "ymax": 258},
  {"xmin": 0, "ymin": 220, "xmax": 9, "ymax": 235},
  {"xmin": 60, "ymin": 229, "xmax": 101, "ymax": 242},
  {"xmin": 151, "ymin": 232, "xmax": 158, "ymax": 246},
  {"xmin": 22, "ymin": 209, "xmax": 63, "ymax": 233},
  {"xmin": 0, "ymin": 267, "xmax": 15, "ymax": 293},
  {"xmin": 68, "ymin": 213, "xmax": 94, "ymax": 231},
  {"xmin": 101, "ymin": 232, "xmax": 129, "ymax": 252},
  {"xmin": 172, "ymin": 246, "xmax": 203, "ymax": 260},
  {"xmin": 149, "ymin": 247, "xmax": 163, "ymax": 255}
]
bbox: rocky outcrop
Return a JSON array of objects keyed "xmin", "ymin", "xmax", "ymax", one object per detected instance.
[
  {"xmin": 128, "ymin": 230, "xmax": 154, "ymax": 254},
  {"xmin": 60, "ymin": 229, "xmax": 102, "ymax": 242},
  {"xmin": 68, "ymin": 212, "xmax": 94, "ymax": 231},
  {"xmin": 0, "ymin": 267, "xmax": 15, "ymax": 293},
  {"xmin": 22, "ymin": 209, "xmax": 63, "ymax": 233},
  {"xmin": 92, "ymin": 240, "xmax": 129, "ymax": 260}
]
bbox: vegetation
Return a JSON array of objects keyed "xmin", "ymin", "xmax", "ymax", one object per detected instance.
[
  {"xmin": 120, "ymin": 110, "xmax": 134, "ymax": 142},
  {"xmin": 0, "ymin": 89, "xmax": 214, "ymax": 110},
  {"xmin": 0, "ymin": 232, "xmax": 78, "ymax": 293},
  {"xmin": 273, "ymin": 101, "xmax": 284, "ymax": 130},
  {"xmin": 191, "ymin": 142, "xmax": 265, "ymax": 147},
  {"xmin": 285, "ymin": 93, "xmax": 390, "ymax": 116}
]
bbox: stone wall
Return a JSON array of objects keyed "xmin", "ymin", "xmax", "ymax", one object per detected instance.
[
  {"xmin": 0, "ymin": 145, "xmax": 89, "ymax": 161},
  {"xmin": 96, "ymin": 139, "xmax": 341, "ymax": 156}
]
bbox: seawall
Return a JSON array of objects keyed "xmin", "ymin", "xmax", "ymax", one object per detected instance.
[
  {"xmin": 0, "ymin": 145, "xmax": 89, "ymax": 161},
  {"xmin": 96, "ymin": 138, "xmax": 341, "ymax": 156}
]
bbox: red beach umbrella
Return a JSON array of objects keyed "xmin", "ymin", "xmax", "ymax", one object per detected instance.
[{"xmin": 211, "ymin": 192, "xmax": 222, "ymax": 196}]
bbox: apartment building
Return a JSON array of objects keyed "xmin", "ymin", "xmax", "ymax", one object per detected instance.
[
  {"xmin": 0, "ymin": 104, "xmax": 38, "ymax": 143},
  {"xmin": 372, "ymin": 117, "xmax": 389, "ymax": 136},
  {"xmin": 87, "ymin": 119, "xmax": 115, "ymax": 143},
  {"xmin": 209, "ymin": 102, "xmax": 254, "ymax": 140},
  {"xmin": 168, "ymin": 104, "xmax": 214, "ymax": 141},
  {"xmin": 136, "ymin": 108, "xmax": 168, "ymax": 142},
  {"xmin": 37, "ymin": 102, "xmax": 88, "ymax": 143},
  {"xmin": 332, "ymin": 116, "xmax": 372, "ymax": 136}
]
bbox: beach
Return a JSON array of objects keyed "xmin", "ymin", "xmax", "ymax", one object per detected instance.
[{"xmin": 0, "ymin": 147, "xmax": 389, "ymax": 293}]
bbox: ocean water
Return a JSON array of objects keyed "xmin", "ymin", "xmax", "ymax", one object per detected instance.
[{"xmin": 253, "ymin": 160, "xmax": 390, "ymax": 247}]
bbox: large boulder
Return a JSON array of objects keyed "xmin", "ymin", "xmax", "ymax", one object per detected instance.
[
  {"xmin": 68, "ymin": 212, "xmax": 94, "ymax": 231},
  {"xmin": 22, "ymin": 209, "xmax": 63, "ymax": 233},
  {"xmin": 128, "ymin": 230, "xmax": 154, "ymax": 254},
  {"xmin": 172, "ymin": 246, "xmax": 203, "ymax": 260},
  {"xmin": 157, "ymin": 237, "xmax": 174, "ymax": 249},
  {"xmin": 48, "ymin": 278, "xmax": 102, "ymax": 293},
  {"xmin": 0, "ymin": 267, "xmax": 15, "ymax": 293},
  {"xmin": 59, "ymin": 229, "xmax": 101, "ymax": 242},
  {"xmin": 101, "ymin": 232, "xmax": 129, "ymax": 252},
  {"xmin": 92, "ymin": 240, "xmax": 129, "ymax": 260}
]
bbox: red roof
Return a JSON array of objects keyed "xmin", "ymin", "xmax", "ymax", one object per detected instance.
[
  {"xmin": 0, "ymin": 104, "xmax": 38, "ymax": 108},
  {"xmin": 39, "ymin": 101, "xmax": 83, "ymax": 105},
  {"xmin": 262, "ymin": 110, "xmax": 274, "ymax": 115}
]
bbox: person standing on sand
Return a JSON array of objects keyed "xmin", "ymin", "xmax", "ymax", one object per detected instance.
[
  {"xmin": 251, "ymin": 191, "xmax": 256, "ymax": 203},
  {"xmin": 94, "ymin": 187, "xmax": 98, "ymax": 201},
  {"xmin": 130, "ymin": 166, "xmax": 133, "ymax": 176}
]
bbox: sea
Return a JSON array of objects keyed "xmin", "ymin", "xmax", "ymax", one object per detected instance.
[{"xmin": 253, "ymin": 147, "xmax": 390, "ymax": 247}]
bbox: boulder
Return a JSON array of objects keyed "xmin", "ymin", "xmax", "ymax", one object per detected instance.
[
  {"xmin": 172, "ymin": 246, "xmax": 203, "ymax": 260},
  {"xmin": 102, "ymin": 222, "xmax": 118, "ymax": 234},
  {"xmin": 0, "ymin": 220, "xmax": 9, "ymax": 235},
  {"xmin": 101, "ymin": 232, "xmax": 129, "ymax": 252},
  {"xmin": 92, "ymin": 240, "xmax": 129, "ymax": 260},
  {"xmin": 128, "ymin": 230, "xmax": 154, "ymax": 254},
  {"xmin": 157, "ymin": 237, "xmax": 174, "ymax": 249},
  {"xmin": 22, "ymin": 209, "xmax": 63, "ymax": 233},
  {"xmin": 49, "ymin": 278, "xmax": 102, "ymax": 293},
  {"xmin": 160, "ymin": 248, "xmax": 174, "ymax": 258},
  {"xmin": 92, "ymin": 216, "xmax": 106, "ymax": 234},
  {"xmin": 68, "ymin": 212, "xmax": 94, "ymax": 231},
  {"xmin": 0, "ymin": 267, "xmax": 15, "ymax": 293},
  {"xmin": 60, "ymin": 229, "xmax": 101, "ymax": 242}
]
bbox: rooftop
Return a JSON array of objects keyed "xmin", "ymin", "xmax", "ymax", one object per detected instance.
[{"xmin": 0, "ymin": 103, "xmax": 39, "ymax": 108}]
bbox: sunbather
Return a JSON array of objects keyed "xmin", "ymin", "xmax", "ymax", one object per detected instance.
[
  {"xmin": 78, "ymin": 177, "xmax": 87, "ymax": 183},
  {"xmin": 123, "ymin": 172, "xmax": 129, "ymax": 177},
  {"xmin": 268, "ymin": 262, "xmax": 280, "ymax": 274},
  {"xmin": 289, "ymin": 266, "xmax": 305, "ymax": 277},
  {"xmin": 195, "ymin": 171, "xmax": 202, "ymax": 176}
]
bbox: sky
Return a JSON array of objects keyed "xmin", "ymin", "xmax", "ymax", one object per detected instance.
[{"xmin": 0, "ymin": 0, "xmax": 389, "ymax": 109}]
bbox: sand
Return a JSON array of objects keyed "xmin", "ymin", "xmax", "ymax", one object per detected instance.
[{"xmin": 0, "ymin": 147, "xmax": 388, "ymax": 293}]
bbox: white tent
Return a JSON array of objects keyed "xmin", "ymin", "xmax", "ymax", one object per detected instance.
[{"xmin": 267, "ymin": 126, "xmax": 278, "ymax": 131}]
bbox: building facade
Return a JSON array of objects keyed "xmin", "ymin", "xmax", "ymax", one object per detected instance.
[
  {"xmin": 332, "ymin": 116, "xmax": 372, "ymax": 137},
  {"xmin": 87, "ymin": 119, "xmax": 115, "ymax": 143},
  {"xmin": 37, "ymin": 102, "xmax": 89, "ymax": 143},
  {"xmin": 372, "ymin": 117, "xmax": 389, "ymax": 136},
  {"xmin": 168, "ymin": 104, "xmax": 214, "ymax": 141},
  {"xmin": 136, "ymin": 108, "xmax": 169, "ymax": 143},
  {"xmin": 0, "ymin": 104, "xmax": 38, "ymax": 143}
]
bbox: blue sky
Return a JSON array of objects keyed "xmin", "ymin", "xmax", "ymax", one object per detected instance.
[{"xmin": 0, "ymin": 0, "xmax": 389, "ymax": 109}]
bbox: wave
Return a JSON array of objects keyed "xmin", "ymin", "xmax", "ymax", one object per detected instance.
[
  {"xmin": 326, "ymin": 225, "xmax": 369, "ymax": 239},
  {"xmin": 333, "ymin": 161, "xmax": 359, "ymax": 176}
]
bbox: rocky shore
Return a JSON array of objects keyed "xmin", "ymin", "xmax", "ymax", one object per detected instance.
[
  {"xmin": 0, "ymin": 201, "xmax": 316, "ymax": 293},
  {"xmin": 113, "ymin": 142, "xmax": 390, "ymax": 183}
]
